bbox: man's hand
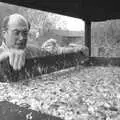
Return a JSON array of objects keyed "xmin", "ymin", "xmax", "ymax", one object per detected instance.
[
  {"xmin": 0, "ymin": 49, "xmax": 25, "ymax": 70},
  {"xmin": 9, "ymin": 49, "xmax": 25, "ymax": 70}
]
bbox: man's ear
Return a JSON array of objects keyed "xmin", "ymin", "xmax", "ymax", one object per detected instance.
[
  {"xmin": 2, "ymin": 31, "xmax": 7, "ymax": 39},
  {"xmin": 2, "ymin": 31, "xmax": 8, "ymax": 44}
]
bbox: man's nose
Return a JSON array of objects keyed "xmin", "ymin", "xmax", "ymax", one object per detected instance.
[
  {"xmin": 19, "ymin": 33, "xmax": 24, "ymax": 40},
  {"xmin": 19, "ymin": 32, "xmax": 27, "ymax": 41}
]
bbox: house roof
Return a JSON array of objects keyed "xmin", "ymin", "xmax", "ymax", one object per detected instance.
[{"xmin": 1, "ymin": 0, "xmax": 120, "ymax": 21}]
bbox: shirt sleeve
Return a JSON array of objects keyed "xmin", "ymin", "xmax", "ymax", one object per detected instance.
[{"xmin": 25, "ymin": 45, "xmax": 50, "ymax": 59}]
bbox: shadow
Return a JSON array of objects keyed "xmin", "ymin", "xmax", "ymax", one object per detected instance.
[
  {"xmin": 0, "ymin": 101, "xmax": 63, "ymax": 120},
  {"xmin": 84, "ymin": 57, "xmax": 120, "ymax": 67}
]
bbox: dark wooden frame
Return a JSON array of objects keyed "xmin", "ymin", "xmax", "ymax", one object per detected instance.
[{"xmin": 0, "ymin": 51, "xmax": 88, "ymax": 82}]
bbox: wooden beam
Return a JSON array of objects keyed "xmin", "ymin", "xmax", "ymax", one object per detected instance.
[
  {"xmin": 0, "ymin": 51, "xmax": 88, "ymax": 82},
  {"xmin": 0, "ymin": 101, "xmax": 63, "ymax": 120},
  {"xmin": 85, "ymin": 20, "xmax": 91, "ymax": 56}
]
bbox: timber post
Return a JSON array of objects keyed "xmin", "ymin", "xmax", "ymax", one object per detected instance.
[{"xmin": 85, "ymin": 20, "xmax": 91, "ymax": 57}]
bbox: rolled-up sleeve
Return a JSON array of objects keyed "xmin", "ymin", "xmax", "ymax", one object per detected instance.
[{"xmin": 25, "ymin": 45, "xmax": 50, "ymax": 59}]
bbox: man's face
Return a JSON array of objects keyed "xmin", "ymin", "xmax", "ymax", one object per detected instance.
[{"xmin": 3, "ymin": 19, "xmax": 29, "ymax": 49}]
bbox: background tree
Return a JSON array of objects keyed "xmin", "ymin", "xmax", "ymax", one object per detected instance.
[
  {"xmin": 0, "ymin": 2, "xmax": 68, "ymax": 44},
  {"xmin": 18, "ymin": 7, "xmax": 68, "ymax": 37},
  {"xmin": 92, "ymin": 20, "xmax": 120, "ymax": 57}
]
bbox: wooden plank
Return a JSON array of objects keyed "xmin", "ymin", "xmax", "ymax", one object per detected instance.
[
  {"xmin": 0, "ymin": 51, "xmax": 88, "ymax": 82},
  {"xmin": 86, "ymin": 57, "xmax": 120, "ymax": 66},
  {"xmin": 0, "ymin": 101, "xmax": 63, "ymax": 120}
]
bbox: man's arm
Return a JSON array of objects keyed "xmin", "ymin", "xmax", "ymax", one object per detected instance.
[
  {"xmin": 0, "ymin": 48, "xmax": 9, "ymax": 61},
  {"xmin": 25, "ymin": 44, "xmax": 50, "ymax": 59}
]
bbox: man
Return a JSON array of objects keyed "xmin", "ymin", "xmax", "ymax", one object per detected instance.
[
  {"xmin": 41, "ymin": 38, "xmax": 60, "ymax": 54},
  {"xmin": 0, "ymin": 13, "xmax": 40, "ymax": 70}
]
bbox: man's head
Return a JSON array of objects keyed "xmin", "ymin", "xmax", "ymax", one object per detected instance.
[
  {"xmin": 2, "ymin": 13, "xmax": 30, "ymax": 49},
  {"xmin": 41, "ymin": 38, "xmax": 60, "ymax": 54}
]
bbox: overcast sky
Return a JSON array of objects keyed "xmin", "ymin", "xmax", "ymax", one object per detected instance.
[{"xmin": 65, "ymin": 17, "xmax": 84, "ymax": 31}]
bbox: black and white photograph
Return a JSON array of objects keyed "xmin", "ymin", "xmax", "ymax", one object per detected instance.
[{"xmin": 0, "ymin": 0, "xmax": 120, "ymax": 120}]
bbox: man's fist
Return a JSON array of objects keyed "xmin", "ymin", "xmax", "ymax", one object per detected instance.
[
  {"xmin": 9, "ymin": 49, "xmax": 25, "ymax": 70},
  {"xmin": 0, "ymin": 49, "xmax": 25, "ymax": 70}
]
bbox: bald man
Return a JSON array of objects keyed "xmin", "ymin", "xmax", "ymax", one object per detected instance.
[
  {"xmin": 41, "ymin": 38, "xmax": 60, "ymax": 54},
  {"xmin": 0, "ymin": 13, "xmax": 40, "ymax": 70},
  {"xmin": 41, "ymin": 38, "xmax": 89, "ymax": 56}
]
